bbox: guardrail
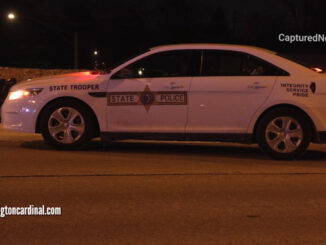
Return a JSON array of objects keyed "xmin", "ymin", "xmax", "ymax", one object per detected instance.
[{"xmin": 0, "ymin": 78, "xmax": 17, "ymax": 122}]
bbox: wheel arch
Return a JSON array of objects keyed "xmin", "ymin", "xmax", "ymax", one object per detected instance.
[
  {"xmin": 252, "ymin": 104, "xmax": 319, "ymax": 143},
  {"xmin": 35, "ymin": 96, "xmax": 100, "ymax": 138}
]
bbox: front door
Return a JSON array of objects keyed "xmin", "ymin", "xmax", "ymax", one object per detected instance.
[{"xmin": 106, "ymin": 50, "xmax": 197, "ymax": 133}]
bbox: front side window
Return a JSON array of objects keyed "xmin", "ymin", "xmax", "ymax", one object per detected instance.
[
  {"xmin": 112, "ymin": 50, "xmax": 199, "ymax": 79},
  {"xmin": 202, "ymin": 50, "xmax": 289, "ymax": 76}
]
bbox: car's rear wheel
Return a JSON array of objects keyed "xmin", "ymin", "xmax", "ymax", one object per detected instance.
[
  {"xmin": 256, "ymin": 108, "xmax": 312, "ymax": 160},
  {"xmin": 40, "ymin": 99, "xmax": 94, "ymax": 150}
]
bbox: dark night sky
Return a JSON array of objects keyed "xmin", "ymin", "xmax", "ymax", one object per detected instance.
[{"xmin": 1, "ymin": 0, "xmax": 326, "ymax": 69}]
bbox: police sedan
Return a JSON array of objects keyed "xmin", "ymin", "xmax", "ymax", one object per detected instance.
[{"xmin": 2, "ymin": 44, "xmax": 326, "ymax": 160}]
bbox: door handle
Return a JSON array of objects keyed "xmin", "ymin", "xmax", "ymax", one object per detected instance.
[
  {"xmin": 248, "ymin": 82, "xmax": 268, "ymax": 89},
  {"xmin": 164, "ymin": 82, "xmax": 185, "ymax": 90},
  {"xmin": 170, "ymin": 85, "xmax": 184, "ymax": 89}
]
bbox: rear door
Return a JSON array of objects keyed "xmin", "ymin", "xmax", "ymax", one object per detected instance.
[{"xmin": 186, "ymin": 50, "xmax": 287, "ymax": 133}]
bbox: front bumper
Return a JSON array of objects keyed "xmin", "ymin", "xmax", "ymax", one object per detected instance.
[{"xmin": 1, "ymin": 97, "xmax": 39, "ymax": 133}]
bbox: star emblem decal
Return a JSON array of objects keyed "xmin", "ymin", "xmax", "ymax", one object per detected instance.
[{"xmin": 139, "ymin": 85, "xmax": 155, "ymax": 111}]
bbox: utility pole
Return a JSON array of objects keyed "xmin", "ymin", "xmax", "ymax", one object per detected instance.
[{"xmin": 74, "ymin": 31, "xmax": 78, "ymax": 69}]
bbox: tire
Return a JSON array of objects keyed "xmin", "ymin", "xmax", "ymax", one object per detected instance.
[
  {"xmin": 256, "ymin": 107, "xmax": 312, "ymax": 160},
  {"xmin": 40, "ymin": 99, "xmax": 95, "ymax": 150}
]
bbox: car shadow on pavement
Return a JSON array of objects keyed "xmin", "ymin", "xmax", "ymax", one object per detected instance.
[{"xmin": 20, "ymin": 140, "xmax": 326, "ymax": 161}]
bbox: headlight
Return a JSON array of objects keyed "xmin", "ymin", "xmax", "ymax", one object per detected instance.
[{"xmin": 8, "ymin": 88, "xmax": 43, "ymax": 101}]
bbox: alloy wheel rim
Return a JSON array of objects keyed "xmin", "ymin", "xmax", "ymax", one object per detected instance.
[
  {"xmin": 265, "ymin": 116, "xmax": 303, "ymax": 153},
  {"xmin": 48, "ymin": 107, "xmax": 85, "ymax": 144}
]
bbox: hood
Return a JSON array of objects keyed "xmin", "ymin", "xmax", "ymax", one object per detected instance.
[{"xmin": 12, "ymin": 71, "xmax": 103, "ymax": 90}]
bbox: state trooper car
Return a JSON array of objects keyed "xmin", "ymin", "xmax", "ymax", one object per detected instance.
[{"xmin": 2, "ymin": 44, "xmax": 326, "ymax": 160}]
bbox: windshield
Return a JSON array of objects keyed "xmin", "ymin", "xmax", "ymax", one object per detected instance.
[
  {"xmin": 92, "ymin": 49, "xmax": 150, "ymax": 74},
  {"xmin": 109, "ymin": 49, "xmax": 150, "ymax": 71}
]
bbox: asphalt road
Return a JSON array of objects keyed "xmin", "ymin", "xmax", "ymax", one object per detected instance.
[{"xmin": 1, "ymin": 125, "xmax": 326, "ymax": 244}]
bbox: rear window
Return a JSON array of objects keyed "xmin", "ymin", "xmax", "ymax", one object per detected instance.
[{"xmin": 276, "ymin": 53, "xmax": 324, "ymax": 73}]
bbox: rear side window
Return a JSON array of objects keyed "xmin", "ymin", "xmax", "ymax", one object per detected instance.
[
  {"xmin": 202, "ymin": 51, "xmax": 244, "ymax": 76},
  {"xmin": 112, "ymin": 50, "xmax": 200, "ymax": 79},
  {"xmin": 201, "ymin": 50, "xmax": 289, "ymax": 76}
]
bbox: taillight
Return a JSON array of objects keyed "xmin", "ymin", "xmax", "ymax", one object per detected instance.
[{"xmin": 312, "ymin": 67, "xmax": 323, "ymax": 73}]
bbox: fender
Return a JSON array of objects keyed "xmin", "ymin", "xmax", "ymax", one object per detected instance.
[
  {"xmin": 34, "ymin": 91, "xmax": 107, "ymax": 133},
  {"xmin": 247, "ymin": 99, "xmax": 322, "ymax": 133}
]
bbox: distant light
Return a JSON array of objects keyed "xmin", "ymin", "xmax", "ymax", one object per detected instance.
[
  {"xmin": 312, "ymin": 67, "xmax": 323, "ymax": 73},
  {"xmin": 94, "ymin": 50, "xmax": 98, "ymax": 55},
  {"xmin": 8, "ymin": 13, "xmax": 16, "ymax": 20}
]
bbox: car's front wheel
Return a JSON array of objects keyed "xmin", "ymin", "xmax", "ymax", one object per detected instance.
[
  {"xmin": 40, "ymin": 99, "xmax": 95, "ymax": 150},
  {"xmin": 256, "ymin": 108, "xmax": 312, "ymax": 160}
]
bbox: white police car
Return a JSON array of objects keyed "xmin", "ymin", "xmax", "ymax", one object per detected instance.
[{"xmin": 2, "ymin": 44, "xmax": 326, "ymax": 160}]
